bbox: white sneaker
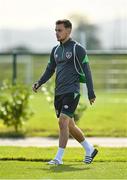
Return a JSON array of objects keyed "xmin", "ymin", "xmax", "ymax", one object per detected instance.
[{"xmin": 48, "ymin": 159, "xmax": 63, "ymax": 165}]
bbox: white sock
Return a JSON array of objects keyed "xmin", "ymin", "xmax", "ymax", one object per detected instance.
[
  {"xmin": 80, "ymin": 140, "xmax": 94, "ymax": 156},
  {"xmin": 54, "ymin": 147, "xmax": 65, "ymax": 162}
]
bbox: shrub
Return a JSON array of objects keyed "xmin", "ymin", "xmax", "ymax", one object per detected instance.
[{"xmin": 0, "ymin": 81, "xmax": 32, "ymax": 132}]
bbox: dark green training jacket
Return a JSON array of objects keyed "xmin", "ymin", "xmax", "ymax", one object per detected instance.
[{"xmin": 38, "ymin": 38, "xmax": 96, "ymax": 100}]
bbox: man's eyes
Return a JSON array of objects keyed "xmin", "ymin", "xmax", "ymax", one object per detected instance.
[{"xmin": 55, "ymin": 29, "xmax": 62, "ymax": 32}]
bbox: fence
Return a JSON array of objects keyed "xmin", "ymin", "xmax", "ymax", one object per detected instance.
[{"xmin": 0, "ymin": 51, "xmax": 127, "ymax": 91}]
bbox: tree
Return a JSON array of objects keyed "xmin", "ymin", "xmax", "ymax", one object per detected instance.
[{"xmin": 70, "ymin": 14, "xmax": 101, "ymax": 50}]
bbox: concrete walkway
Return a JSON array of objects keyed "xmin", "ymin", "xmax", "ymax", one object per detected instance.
[{"xmin": 0, "ymin": 137, "xmax": 127, "ymax": 147}]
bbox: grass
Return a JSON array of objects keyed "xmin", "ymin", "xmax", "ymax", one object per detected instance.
[
  {"xmin": 30, "ymin": 91, "xmax": 127, "ymax": 137},
  {"xmin": 0, "ymin": 146, "xmax": 127, "ymax": 179},
  {"xmin": 78, "ymin": 91, "xmax": 127, "ymax": 137},
  {"xmin": 0, "ymin": 91, "xmax": 127, "ymax": 137}
]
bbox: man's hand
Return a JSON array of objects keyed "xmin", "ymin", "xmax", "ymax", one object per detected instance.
[
  {"xmin": 89, "ymin": 98, "xmax": 96, "ymax": 105},
  {"xmin": 32, "ymin": 82, "xmax": 40, "ymax": 93}
]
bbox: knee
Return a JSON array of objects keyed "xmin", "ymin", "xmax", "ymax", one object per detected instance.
[{"xmin": 59, "ymin": 114, "xmax": 69, "ymax": 130}]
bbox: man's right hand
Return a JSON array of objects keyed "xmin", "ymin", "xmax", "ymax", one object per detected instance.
[
  {"xmin": 89, "ymin": 97, "xmax": 96, "ymax": 105},
  {"xmin": 32, "ymin": 82, "xmax": 40, "ymax": 93}
]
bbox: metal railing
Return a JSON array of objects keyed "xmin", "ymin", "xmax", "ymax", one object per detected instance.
[{"xmin": 0, "ymin": 50, "xmax": 127, "ymax": 90}]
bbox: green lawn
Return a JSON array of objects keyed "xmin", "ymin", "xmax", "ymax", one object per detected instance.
[
  {"xmin": 28, "ymin": 91, "xmax": 127, "ymax": 137},
  {"xmin": 0, "ymin": 146, "xmax": 127, "ymax": 179},
  {"xmin": 0, "ymin": 91, "xmax": 127, "ymax": 137}
]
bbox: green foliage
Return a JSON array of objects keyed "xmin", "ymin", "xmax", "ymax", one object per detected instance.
[
  {"xmin": 74, "ymin": 101, "xmax": 87, "ymax": 123},
  {"xmin": 41, "ymin": 78, "xmax": 87, "ymax": 122},
  {"xmin": 70, "ymin": 14, "xmax": 101, "ymax": 50},
  {"xmin": 0, "ymin": 81, "xmax": 32, "ymax": 132}
]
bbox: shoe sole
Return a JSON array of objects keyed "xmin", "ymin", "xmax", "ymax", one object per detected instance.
[{"xmin": 48, "ymin": 159, "xmax": 63, "ymax": 165}]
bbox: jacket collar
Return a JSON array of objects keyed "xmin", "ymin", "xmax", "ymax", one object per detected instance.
[{"xmin": 60, "ymin": 38, "xmax": 72, "ymax": 46}]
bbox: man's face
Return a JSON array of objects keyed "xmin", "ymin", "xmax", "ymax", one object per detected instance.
[{"xmin": 55, "ymin": 24, "xmax": 71, "ymax": 42}]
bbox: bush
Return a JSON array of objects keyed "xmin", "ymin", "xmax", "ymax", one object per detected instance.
[{"xmin": 0, "ymin": 81, "xmax": 32, "ymax": 132}]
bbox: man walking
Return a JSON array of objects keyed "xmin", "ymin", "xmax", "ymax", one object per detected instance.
[{"xmin": 32, "ymin": 19, "xmax": 98, "ymax": 165}]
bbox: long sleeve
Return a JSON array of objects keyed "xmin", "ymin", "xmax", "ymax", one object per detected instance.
[
  {"xmin": 76, "ymin": 44, "xmax": 96, "ymax": 100},
  {"xmin": 38, "ymin": 47, "xmax": 56, "ymax": 86},
  {"xmin": 82, "ymin": 63, "xmax": 96, "ymax": 99}
]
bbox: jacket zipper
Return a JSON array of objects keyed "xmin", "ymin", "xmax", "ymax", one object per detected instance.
[{"xmin": 61, "ymin": 44, "xmax": 64, "ymax": 60}]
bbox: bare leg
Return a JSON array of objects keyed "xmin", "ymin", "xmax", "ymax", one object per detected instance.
[
  {"xmin": 58, "ymin": 113, "xmax": 70, "ymax": 148},
  {"xmin": 69, "ymin": 118, "xmax": 85, "ymax": 143},
  {"xmin": 49, "ymin": 114, "xmax": 72, "ymax": 163}
]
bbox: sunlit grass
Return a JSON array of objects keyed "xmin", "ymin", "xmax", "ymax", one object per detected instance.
[
  {"xmin": 0, "ymin": 146, "xmax": 127, "ymax": 179},
  {"xmin": 0, "ymin": 91, "xmax": 127, "ymax": 137}
]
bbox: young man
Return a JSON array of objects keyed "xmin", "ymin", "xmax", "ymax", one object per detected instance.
[{"xmin": 32, "ymin": 19, "xmax": 98, "ymax": 165}]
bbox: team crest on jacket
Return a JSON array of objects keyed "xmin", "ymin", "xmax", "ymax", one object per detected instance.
[{"xmin": 66, "ymin": 52, "xmax": 72, "ymax": 59}]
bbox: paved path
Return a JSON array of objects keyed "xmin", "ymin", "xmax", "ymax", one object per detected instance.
[{"xmin": 0, "ymin": 137, "xmax": 127, "ymax": 147}]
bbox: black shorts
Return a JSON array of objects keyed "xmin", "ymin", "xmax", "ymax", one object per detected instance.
[{"xmin": 54, "ymin": 92, "xmax": 80, "ymax": 118}]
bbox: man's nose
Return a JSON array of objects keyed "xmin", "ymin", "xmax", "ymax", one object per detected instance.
[{"xmin": 56, "ymin": 32, "xmax": 59, "ymax": 36}]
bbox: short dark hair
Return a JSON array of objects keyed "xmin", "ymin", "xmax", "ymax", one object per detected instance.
[{"xmin": 56, "ymin": 19, "xmax": 72, "ymax": 29}]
